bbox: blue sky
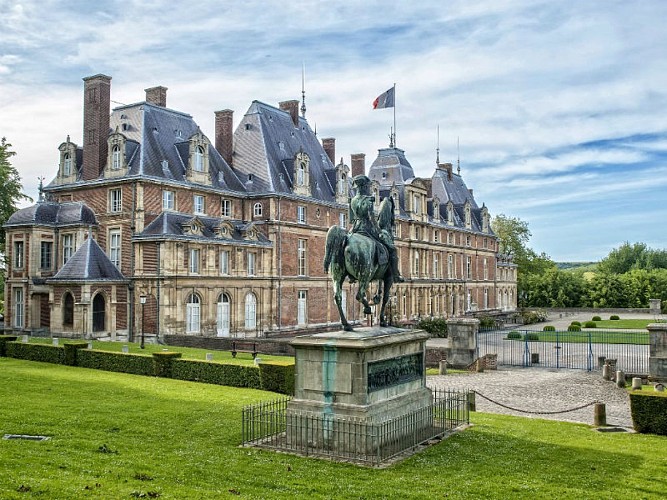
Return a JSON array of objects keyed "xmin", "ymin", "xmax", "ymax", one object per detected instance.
[{"xmin": 2, "ymin": 0, "xmax": 666, "ymax": 262}]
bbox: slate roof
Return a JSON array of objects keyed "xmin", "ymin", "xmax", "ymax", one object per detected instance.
[
  {"xmin": 430, "ymin": 167, "xmax": 478, "ymax": 208},
  {"xmin": 368, "ymin": 147, "xmax": 416, "ymax": 186},
  {"xmin": 4, "ymin": 201, "xmax": 97, "ymax": 227},
  {"xmin": 49, "ymin": 237, "xmax": 126, "ymax": 282},
  {"xmin": 232, "ymin": 101, "xmax": 337, "ymax": 201}
]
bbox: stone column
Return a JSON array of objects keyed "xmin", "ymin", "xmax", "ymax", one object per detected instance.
[
  {"xmin": 647, "ymin": 323, "xmax": 667, "ymax": 382},
  {"xmin": 446, "ymin": 318, "xmax": 479, "ymax": 368},
  {"xmin": 649, "ymin": 299, "xmax": 661, "ymax": 315}
]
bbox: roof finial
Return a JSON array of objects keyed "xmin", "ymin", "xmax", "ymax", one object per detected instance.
[
  {"xmin": 436, "ymin": 124, "xmax": 440, "ymax": 164},
  {"xmin": 301, "ymin": 62, "xmax": 307, "ymax": 118},
  {"xmin": 389, "ymin": 127, "xmax": 395, "ymax": 148},
  {"xmin": 38, "ymin": 176, "xmax": 44, "ymax": 202},
  {"xmin": 457, "ymin": 136, "xmax": 461, "ymax": 175}
]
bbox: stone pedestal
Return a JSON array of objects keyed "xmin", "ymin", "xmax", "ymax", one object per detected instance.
[
  {"xmin": 647, "ymin": 324, "xmax": 667, "ymax": 382},
  {"xmin": 649, "ymin": 299, "xmax": 662, "ymax": 316},
  {"xmin": 287, "ymin": 327, "xmax": 432, "ymax": 453},
  {"xmin": 446, "ymin": 318, "xmax": 479, "ymax": 368}
]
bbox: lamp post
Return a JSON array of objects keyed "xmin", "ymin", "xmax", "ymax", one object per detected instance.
[{"xmin": 140, "ymin": 295, "xmax": 147, "ymax": 349}]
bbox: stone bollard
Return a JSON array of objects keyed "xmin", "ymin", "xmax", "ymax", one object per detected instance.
[
  {"xmin": 439, "ymin": 360, "xmax": 448, "ymax": 375},
  {"xmin": 616, "ymin": 370, "xmax": 626, "ymax": 388},
  {"xmin": 632, "ymin": 377, "xmax": 642, "ymax": 390},
  {"xmin": 602, "ymin": 364, "xmax": 612, "ymax": 381},
  {"xmin": 87, "ymin": 341, "xmax": 93, "ymax": 349},
  {"xmin": 476, "ymin": 358, "xmax": 485, "ymax": 372},
  {"xmin": 598, "ymin": 356, "xmax": 606, "ymax": 369},
  {"xmin": 468, "ymin": 391, "xmax": 476, "ymax": 412},
  {"xmin": 122, "ymin": 345, "xmax": 129, "ymax": 353},
  {"xmin": 206, "ymin": 353, "xmax": 213, "ymax": 361},
  {"xmin": 52, "ymin": 338, "xmax": 59, "ymax": 346},
  {"xmin": 593, "ymin": 403, "xmax": 607, "ymax": 427},
  {"xmin": 22, "ymin": 335, "xmax": 29, "ymax": 343}
]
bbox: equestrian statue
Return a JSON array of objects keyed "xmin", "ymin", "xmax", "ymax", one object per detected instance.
[{"xmin": 324, "ymin": 175, "xmax": 404, "ymax": 331}]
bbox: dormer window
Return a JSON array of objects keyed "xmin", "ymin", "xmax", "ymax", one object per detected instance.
[
  {"xmin": 64, "ymin": 153, "xmax": 72, "ymax": 176},
  {"xmin": 339, "ymin": 174, "xmax": 346, "ymax": 194},
  {"xmin": 111, "ymin": 145, "xmax": 121, "ymax": 170},
  {"xmin": 293, "ymin": 152, "xmax": 310, "ymax": 196},
  {"xmin": 464, "ymin": 202, "xmax": 472, "ymax": 228},
  {"xmin": 447, "ymin": 203, "xmax": 454, "ymax": 225},
  {"xmin": 106, "ymin": 131, "xmax": 127, "ymax": 177},
  {"xmin": 58, "ymin": 138, "xmax": 78, "ymax": 182},
  {"xmin": 297, "ymin": 162, "xmax": 305, "ymax": 185},
  {"xmin": 194, "ymin": 145, "xmax": 205, "ymax": 172},
  {"xmin": 187, "ymin": 132, "xmax": 211, "ymax": 185}
]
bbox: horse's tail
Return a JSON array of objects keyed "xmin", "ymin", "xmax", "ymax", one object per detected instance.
[{"xmin": 324, "ymin": 225, "xmax": 346, "ymax": 272}]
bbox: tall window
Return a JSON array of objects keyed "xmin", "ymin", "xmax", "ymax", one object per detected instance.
[
  {"xmin": 298, "ymin": 239, "xmax": 307, "ymax": 276},
  {"xmin": 484, "ymin": 288, "xmax": 489, "ymax": 309},
  {"xmin": 413, "ymin": 251, "xmax": 420, "ymax": 276},
  {"xmin": 297, "ymin": 162, "xmax": 306, "ymax": 185},
  {"xmin": 253, "ymin": 202, "xmax": 262, "ymax": 216},
  {"xmin": 466, "ymin": 256, "xmax": 472, "ymax": 279},
  {"xmin": 194, "ymin": 145, "xmax": 205, "ymax": 172},
  {"xmin": 220, "ymin": 250, "xmax": 230, "ymax": 275},
  {"xmin": 217, "ymin": 293, "xmax": 230, "ymax": 336},
  {"xmin": 13, "ymin": 288, "xmax": 23, "ymax": 328},
  {"xmin": 14, "ymin": 241, "xmax": 24, "ymax": 269},
  {"xmin": 339, "ymin": 212, "xmax": 347, "ymax": 229},
  {"xmin": 247, "ymin": 252, "xmax": 256, "ymax": 276},
  {"xmin": 193, "ymin": 195, "xmax": 205, "ymax": 214},
  {"xmin": 338, "ymin": 173, "xmax": 346, "ymax": 194},
  {"xmin": 64, "ymin": 153, "xmax": 72, "ymax": 176},
  {"xmin": 245, "ymin": 293, "xmax": 256, "ymax": 329},
  {"xmin": 186, "ymin": 294, "xmax": 200, "ymax": 333},
  {"xmin": 221, "ymin": 199, "xmax": 231, "ymax": 217},
  {"xmin": 111, "ymin": 145, "xmax": 121, "ymax": 170},
  {"xmin": 109, "ymin": 230, "xmax": 121, "ymax": 268},
  {"xmin": 483, "ymin": 258, "xmax": 488, "ymax": 280},
  {"xmin": 63, "ymin": 292, "xmax": 74, "ymax": 327},
  {"xmin": 63, "ymin": 234, "xmax": 74, "ymax": 265},
  {"xmin": 109, "ymin": 188, "xmax": 122, "ymax": 213},
  {"xmin": 163, "ymin": 190, "xmax": 175, "ymax": 210},
  {"xmin": 190, "ymin": 248, "xmax": 200, "ymax": 274},
  {"xmin": 297, "ymin": 205, "xmax": 306, "ymax": 224},
  {"xmin": 433, "ymin": 253, "xmax": 439, "ymax": 279},
  {"xmin": 413, "ymin": 194, "xmax": 420, "ymax": 215},
  {"xmin": 448, "ymin": 254, "xmax": 454, "ymax": 279},
  {"xmin": 40, "ymin": 241, "xmax": 53, "ymax": 270},
  {"xmin": 297, "ymin": 290, "xmax": 307, "ymax": 325}
]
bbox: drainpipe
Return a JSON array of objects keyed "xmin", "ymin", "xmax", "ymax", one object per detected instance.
[{"xmin": 156, "ymin": 241, "xmax": 161, "ymax": 342}]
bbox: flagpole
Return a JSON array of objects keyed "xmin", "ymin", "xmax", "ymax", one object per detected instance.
[{"xmin": 393, "ymin": 83, "xmax": 396, "ymax": 147}]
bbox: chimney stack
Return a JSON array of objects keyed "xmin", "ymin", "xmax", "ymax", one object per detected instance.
[
  {"xmin": 322, "ymin": 137, "xmax": 335, "ymax": 164},
  {"xmin": 351, "ymin": 153, "xmax": 366, "ymax": 177},
  {"xmin": 279, "ymin": 100, "xmax": 300, "ymax": 127},
  {"xmin": 82, "ymin": 74, "xmax": 112, "ymax": 181},
  {"xmin": 215, "ymin": 109, "xmax": 234, "ymax": 166},
  {"xmin": 439, "ymin": 162, "xmax": 453, "ymax": 181},
  {"xmin": 145, "ymin": 86, "xmax": 168, "ymax": 107}
]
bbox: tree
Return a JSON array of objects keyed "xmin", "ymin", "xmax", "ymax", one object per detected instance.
[{"xmin": 0, "ymin": 137, "xmax": 31, "ymax": 255}]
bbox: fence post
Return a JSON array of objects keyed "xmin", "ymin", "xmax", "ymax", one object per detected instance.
[
  {"xmin": 593, "ymin": 403, "xmax": 606, "ymax": 427},
  {"xmin": 468, "ymin": 391, "xmax": 476, "ymax": 412}
]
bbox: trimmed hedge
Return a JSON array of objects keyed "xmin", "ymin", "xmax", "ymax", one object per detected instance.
[
  {"xmin": 6, "ymin": 342, "xmax": 66, "ymax": 364},
  {"xmin": 592, "ymin": 316, "xmax": 602, "ymax": 321},
  {"xmin": 524, "ymin": 333, "xmax": 539, "ymax": 341},
  {"xmin": 583, "ymin": 321, "xmax": 597, "ymax": 328},
  {"xmin": 153, "ymin": 352, "xmax": 183, "ymax": 378},
  {"xmin": 567, "ymin": 325, "xmax": 582, "ymax": 332},
  {"xmin": 77, "ymin": 350, "xmax": 155, "ymax": 376},
  {"xmin": 416, "ymin": 318, "xmax": 448, "ymax": 338},
  {"xmin": 506, "ymin": 331, "xmax": 521, "ymax": 340},
  {"xmin": 630, "ymin": 392, "xmax": 667, "ymax": 435},
  {"xmin": 64, "ymin": 342, "xmax": 89, "ymax": 366},
  {"xmin": 171, "ymin": 359, "xmax": 262, "ymax": 389},
  {"xmin": 610, "ymin": 315, "xmax": 620, "ymax": 320},
  {"xmin": 543, "ymin": 325, "xmax": 556, "ymax": 332},
  {"xmin": 0, "ymin": 335, "xmax": 18, "ymax": 356},
  {"xmin": 259, "ymin": 362, "xmax": 295, "ymax": 395},
  {"xmin": 570, "ymin": 321, "xmax": 581, "ymax": 327}
]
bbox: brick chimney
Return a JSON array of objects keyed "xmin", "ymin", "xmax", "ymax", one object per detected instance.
[
  {"xmin": 215, "ymin": 109, "xmax": 234, "ymax": 166},
  {"xmin": 439, "ymin": 162, "xmax": 453, "ymax": 181},
  {"xmin": 351, "ymin": 153, "xmax": 366, "ymax": 177},
  {"xmin": 279, "ymin": 100, "xmax": 300, "ymax": 127},
  {"xmin": 82, "ymin": 74, "xmax": 112, "ymax": 181},
  {"xmin": 322, "ymin": 138, "xmax": 335, "ymax": 164},
  {"xmin": 145, "ymin": 86, "xmax": 167, "ymax": 107}
]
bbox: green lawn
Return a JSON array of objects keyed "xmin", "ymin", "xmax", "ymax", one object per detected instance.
[
  {"xmin": 1, "ymin": 359, "xmax": 666, "ymax": 499},
  {"xmin": 592, "ymin": 319, "xmax": 666, "ymax": 330},
  {"xmin": 532, "ymin": 331, "xmax": 649, "ymax": 345}
]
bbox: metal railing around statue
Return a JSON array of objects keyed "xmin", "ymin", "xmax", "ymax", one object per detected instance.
[{"xmin": 241, "ymin": 389, "xmax": 470, "ymax": 466}]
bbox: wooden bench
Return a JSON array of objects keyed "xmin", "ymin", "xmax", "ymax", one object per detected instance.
[{"xmin": 231, "ymin": 341, "xmax": 258, "ymax": 359}]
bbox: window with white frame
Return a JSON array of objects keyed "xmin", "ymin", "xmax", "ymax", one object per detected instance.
[
  {"xmin": 64, "ymin": 153, "xmax": 72, "ymax": 176},
  {"xmin": 14, "ymin": 241, "xmax": 24, "ymax": 269},
  {"xmin": 253, "ymin": 202, "xmax": 262, "ymax": 217},
  {"xmin": 194, "ymin": 145, "xmax": 205, "ymax": 172},
  {"xmin": 297, "ymin": 205, "xmax": 306, "ymax": 224},
  {"xmin": 466, "ymin": 256, "xmax": 472, "ymax": 279},
  {"xmin": 339, "ymin": 212, "xmax": 347, "ymax": 229},
  {"xmin": 297, "ymin": 290, "xmax": 307, "ymax": 325},
  {"xmin": 109, "ymin": 188, "xmax": 122, "ymax": 213},
  {"xmin": 63, "ymin": 234, "xmax": 74, "ymax": 265},
  {"xmin": 190, "ymin": 248, "xmax": 200, "ymax": 274},
  {"xmin": 298, "ymin": 239, "xmax": 307, "ymax": 276},
  {"xmin": 413, "ymin": 194, "xmax": 420, "ymax": 215},
  {"xmin": 221, "ymin": 199, "xmax": 231, "ymax": 217},
  {"xmin": 413, "ymin": 251, "xmax": 420, "ymax": 276},
  {"xmin": 220, "ymin": 250, "xmax": 230, "ymax": 275},
  {"xmin": 245, "ymin": 292, "xmax": 257, "ymax": 329},
  {"xmin": 14, "ymin": 288, "xmax": 24, "ymax": 328},
  {"xmin": 448, "ymin": 254, "xmax": 454, "ymax": 278},
  {"xmin": 163, "ymin": 190, "xmax": 175, "ymax": 211},
  {"xmin": 247, "ymin": 252, "xmax": 256, "ymax": 276},
  {"xmin": 297, "ymin": 162, "xmax": 306, "ymax": 185},
  {"xmin": 433, "ymin": 253, "xmax": 439, "ymax": 278},
  {"xmin": 186, "ymin": 293, "xmax": 200, "ymax": 333},
  {"xmin": 338, "ymin": 173, "xmax": 346, "ymax": 194},
  {"xmin": 111, "ymin": 145, "xmax": 122, "ymax": 170},
  {"xmin": 217, "ymin": 293, "xmax": 230, "ymax": 336},
  {"xmin": 484, "ymin": 288, "xmax": 489, "ymax": 309},
  {"xmin": 109, "ymin": 230, "xmax": 121, "ymax": 268},
  {"xmin": 193, "ymin": 195, "xmax": 205, "ymax": 214}
]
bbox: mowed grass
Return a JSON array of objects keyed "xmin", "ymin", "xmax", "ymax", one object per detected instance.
[
  {"xmin": 1, "ymin": 359, "xmax": 666, "ymax": 499},
  {"xmin": 593, "ymin": 319, "xmax": 666, "ymax": 330},
  {"xmin": 534, "ymin": 331, "xmax": 649, "ymax": 345}
]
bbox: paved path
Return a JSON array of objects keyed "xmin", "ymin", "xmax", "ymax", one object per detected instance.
[{"xmin": 427, "ymin": 367, "xmax": 633, "ymax": 428}]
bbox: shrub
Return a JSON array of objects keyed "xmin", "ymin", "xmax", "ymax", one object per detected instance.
[
  {"xmin": 570, "ymin": 321, "xmax": 581, "ymax": 327},
  {"xmin": 77, "ymin": 350, "xmax": 154, "ymax": 376},
  {"xmin": 610, "ymin": 315, "xmax": 620, "ymax": 320},
  {"xmin": 0, "ymin": 335, "xmax": 18, "ymax": 357},
  {"xmin": 153, "ymin": 352, "xmax": 183, "ymax": 378},
  {"xmin": 506, "ymin": 331, "xmax": 521, "ymax": 340},
  {"xmin": 521, "ymin": 310, "xmax": 548, "ymax": 325},
  {"xmin": 524, "ymin": 333, "xmax": 539, "ymax": 341},
  {"xmin": 479, "ymin": 317, "xmax": 496, "ymax": 329},
  {"xmin": 6, "ymin": 342, "xmax": 66, "ymax": 365},
  {"xmin": 592, "ymin": 316, "xmax": 602, "ymax": 321},
  {"xmin": 630, "ymin": 392, "xmax": 667, "ymax": 435},
  {"xmin": 259, "ymin": 362, "xmax": 295, "ymax": 395},
  {"xmin": 567, "ymin": 325, "xmax": 581, "ymax": 332},
  {"xmin": 416, "ymin": 318, "xmax": 448, "ymax": 338},
  {"xmin": 63, "ymin": 341, "xmax": 89, "ymax": 366},
  {"xmin": 170, "ymin": 359, "xmax": 262, "ymax": 389},
  {"xmin": 543, "ymin": 325, "xmax": 556, "ymax": 332},
  {"xmin": 584, "ymin": 321, "xmax": 597, "ymax": 328}
]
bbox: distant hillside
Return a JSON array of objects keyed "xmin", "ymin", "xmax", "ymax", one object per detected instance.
[{"xmin": 556, "ymin": 262, "xmax": 598, "ymax": 273}]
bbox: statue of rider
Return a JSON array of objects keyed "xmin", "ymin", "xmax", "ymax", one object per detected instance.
[{"xmin": 349, "ymin": 175, "xmax": 404, "ymax": 283}]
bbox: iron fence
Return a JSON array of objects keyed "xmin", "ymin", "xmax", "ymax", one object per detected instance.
[
  {"xmin": 477, "ymin": 329, "xmax": 649, "ymax": 374},
  {"xmin": 241, "ymin": 389, "xmax": 469, "ymax": 466}
]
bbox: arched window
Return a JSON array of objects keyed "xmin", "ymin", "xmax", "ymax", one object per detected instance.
[
  {"xmin": 297, "ymin": 162, "xmax": 306, "ymax": 185},
  {"xmin": 63, "ymin": 292, "xmax": 74, "ymax": 328},
  {"xmin": 253, "ymin": 202, "xmax": 262, "ymax": 217},
  {"xmin": 92, "ymin": 293, "xmax": 105, "ymax": 332},
  {"xmin": 194, "ymin": 145, "xmax": 205, "ymax": 172},
  {"xmin": 216, "ymin": 293, "xmax": 230, "ymax": 337},
  {"xmin": 338, "ymin": 173, "xmax": 346, "ymax": 194},
  {"xmin": 111, "ymin": 145, "xmax": 121, "ymax": 170},
  {"xmin": 186, "ymin": 293, "xmax": 201, "ymax": 333},
  {"xmin": 64, "ymin": 153, "xmax": 72, "ymax": 176},
  {"xmin": 244, "ymin": 292, "xmax": 256, "ymax": 329}
]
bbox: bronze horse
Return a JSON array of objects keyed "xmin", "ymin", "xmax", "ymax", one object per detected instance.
[{"xmin": 324, "ymin": 197, "xmax": 396, "ymax": 331}]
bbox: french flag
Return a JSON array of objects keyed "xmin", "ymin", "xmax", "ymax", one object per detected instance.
[{"xmin": 373, "ymin": 87, "xmax": 395, "ymax": 109}]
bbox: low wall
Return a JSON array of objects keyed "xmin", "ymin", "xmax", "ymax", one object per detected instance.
[{"xmin": 164, "ymin": 335, "xmax": 295, "ymax": 357}]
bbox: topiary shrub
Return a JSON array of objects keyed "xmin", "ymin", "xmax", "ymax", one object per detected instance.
[
  {"xmin": 5, "ymin": 342, "xmax": 66, "ymax": 365},
  {"xmin": 584, "ymin": 321, "xmax": 597, "ymax": 328},
  {"xmin": 259, "ymin": 362, "xmax": 295, "ymax": 395},
  {"xmin": 610, "ymin": 315, "xmax": 620, "ymax": 320},
  {"xmin": 77, "ymin": 350, "xmax": 154, "ymax": 376},
  {"xmin": 524, "ymin": 333, "xmax": 539, "ymax": 341},
  {"xmin": 506, "ymin": 331, "xmax": 521, "ymax": 340},
  {"xmin": 153, "ymin": 351, "xmax": 183, "ymax": 378},
  {"xmin": 630, "ymin": 392, "xmax": 667, "ymax": 435},
  {"xmin": 543, "ymin": 325, "xmax": 556, "ymax": 332},
  {"xmin": 567, "ymin": 325, "xmax": 581, "ymax": 332},
  {"xmin": 63, "ymin": 341, "xmax": 89, "ymax": 366},
  {"xmin": 170, "ymin": 359, "xmax": 262, "ymax": 389},
  {"xmin": 0, "ymin": 335, "xmax": 18, "ymax": 357},
  {"xmin": 570, "ymin": 321, "xmax": 581, "ymax": 327},
  {"xmin": 592, "ymin": 316, "xmax": 602, "ymax": 322}
]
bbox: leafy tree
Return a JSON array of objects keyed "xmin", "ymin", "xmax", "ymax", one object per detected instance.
[{"xmin": 0, "ymin": 137, "xmax": 31, "ymax": 254}]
